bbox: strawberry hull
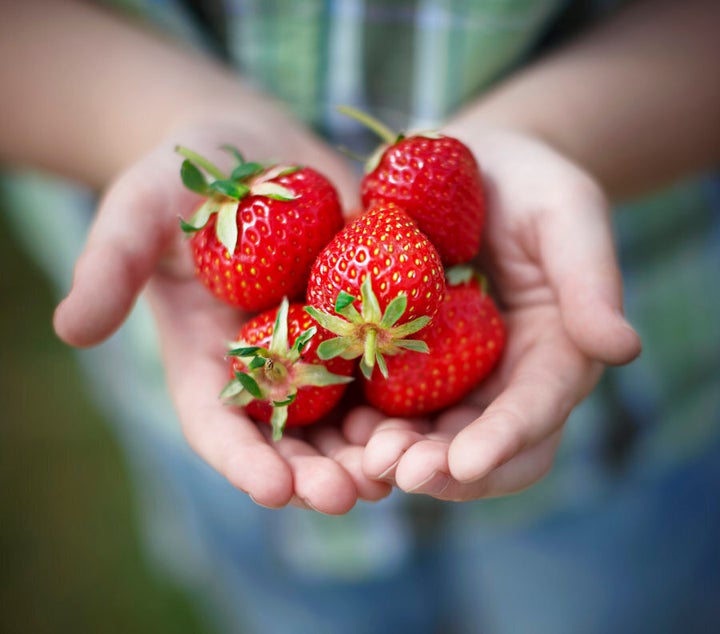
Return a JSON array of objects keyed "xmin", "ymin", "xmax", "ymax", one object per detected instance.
[
  {"xmin": 304, "ymin": 203, "xmax": 447, "ymax": 379},
  {"xmin": 363, "ymin": 278, "xmax": 506, "ymax": 417},
  {"xmin": 178, "ymin": 153, "xmax": 344, "ymax": 313},
  {"xmin": 224, "ymin": 301, "xmax": 355, "ymax": 439}
]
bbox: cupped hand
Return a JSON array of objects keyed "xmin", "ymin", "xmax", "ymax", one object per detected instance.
[
  {"xmin": 53, "ymin": 116, "xmax": 391, "ymax": 513},
  {"xmin": 359, "ymin": 125, "xmax": 642, "ymax": 501}
]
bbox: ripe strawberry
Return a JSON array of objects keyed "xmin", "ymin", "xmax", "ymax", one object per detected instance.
[
  {"xmin": 177, "ymin": 145, "xmax": 343, "ymax": 312},
  {"xmin": 305, "ymin": 202, "xmax": 445, "ymax": 379},
  {"xmin": 363, "ymin": 267, "xmax": 506, "ymax": 417},
  {"xmin": 339, "ymin": 106, "xmax": 485, "ymax": 266},
  {"xmin": 221, "ymin": 298, "xmax": 355, "ymax": 440}
]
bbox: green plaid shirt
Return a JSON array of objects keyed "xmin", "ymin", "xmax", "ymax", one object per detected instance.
[{"xmin": 106, "ymin": 0, "xmax": 564, "ymax": 131}]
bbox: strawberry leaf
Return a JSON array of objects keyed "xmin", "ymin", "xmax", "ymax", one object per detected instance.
[
  {"xmin": 248, "ymin": 356, "xmax": 267, "ymax": 371},
  {"xmin": 359, "ymin": 276, "xmax": 382, "ymax": 323},
  {"xmin": 216, "ymin": 201, "xmax": 240, "ymax": 253},
  {"xmin": 270, "ymin": 406, "xmax": 289, "ymax": 441},
  {"xmin": 291, "ymin": 326, "xmax": 317, "ymax": 357},
  {"xmin": 234, "ymin": 371, "xmax": 263, "ymax": 399},
  {"xmin": 180, "ymin": 199, "xmax": 219, "ymax": 234},
  {"xmin": 209, "ymin": 179, "xmax": 250, "ymax": 199},
  {"xmin": 250, "ymin": 182, "xmax": 297, "ymax": 201},
  {"xmin": 221, "ymin": 144, "xmax": 245, "ymax": 164},
  {"xmin": 391, "ymin": 315, "xmax": 431, "ymax": 338},
  {"xmin": 180, "ymin": 160, "xmax": 209, "ymax": 195},
  {"xmin": 218, "ymin": 378, "xmax": 244, "ymax": 399},
  {"xmin": 304, "ymin": 307, "xmax": 357, "ymax": 337},
  {"xmin": 359, "ymin": 357, "xmax": 375, "ymax": 380},
  {"xmin": 269, "ymin": 298, "xmax": 291, "ymax": 356},
  {"xmin": 335, "ymin": 291, "xmax": 356, "ymax": 312},
  {"xmin": 316, "ymin": 336, "xmax": 355, "ymax": 360},
  {"xmin": 261, "ymin": 164, "xmax": 301, "ymax": 181},
  {"xmin": 231, "ymin": 162, "xmax": 264, "ymax": 181},
  {"xmin": 273, "ymin": 393, "xmax": 297, "ymax": 407},
  {"xmin": 394, "ymin": 339, "xmax": 430, "ymax": 353},
  {"xmin": 445, "ymin": 265, "xmax": 475, "ymax": 286},
  {"xmin": 228, "ymin": 346, "xmax": 263, "ymax": 357},
  {"xmin": 335, "ymin": 293, "xmax": 363, "ymax": 324},
  {"xmin": 294, "ymin": 363, "xmax": 354, "ymax": 387},
  {"xmin": 375, "ymin": 351, "xmax": 388, "ymax": 378},
  {"xmin": 179, "ymin": 217, "xmax": 202, "ymax": 234},
  {"xmin": 380, "ymin": 294, "xmax": 407, "ymax": 329}
]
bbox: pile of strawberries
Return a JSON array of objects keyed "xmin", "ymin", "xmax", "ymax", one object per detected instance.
[{"xmin": 177, "ymin": 110, "xmax": 506, "ymax": 440}]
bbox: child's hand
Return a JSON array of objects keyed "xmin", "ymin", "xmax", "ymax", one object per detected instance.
[
  {"xmin": 358, "ymin": 126, "xmax": 642, "ymax": 501},
  {"xmin": 53, "ymin": 120, "xmax": 391, "ymax": 513}
]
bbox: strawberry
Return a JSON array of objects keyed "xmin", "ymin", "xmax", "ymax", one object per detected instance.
[
  {"xmin": 220, "ymin": 298, "xmax": 354, "ymax": 440},
  {"xmin": 305, "ymin": 202, "xmax": 445, "ymax": 379},
  {"xmin": 177, "ymin": 145, "xmax": 343, "ymax": 312},
  {"xmin": 363, "ymin": 267, "xmax": 505, "ymax": 417},
  {"xmin": 338, "ymin": 106, "xmax": 485, "ymax": 266}
]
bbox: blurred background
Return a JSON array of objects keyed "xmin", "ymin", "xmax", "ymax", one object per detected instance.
[{"xmin": 0, "ymin": 222, "xmax": 211, "ymax": 634}]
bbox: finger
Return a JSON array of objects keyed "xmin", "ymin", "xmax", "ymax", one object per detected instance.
[
  {"xmin": 454, "ymin": 430, "xmax": 561, "ymax": 498},
  {"xmin": 394, "ymin": 438, "xmax": 453, "ymax": 496},
  {"xmin": 272, "ymin": 437, "xmax": 359, "ymax": 515},
  {"xmin": 309, "ymin": 425, "xmax": 392, "ymax": 501},
  {"xmin": 362, "ymin": 418, "xmax": 431, "ymax": 481},
  {"xmin": 54, "ymin": 147, "xmax": 193, "ymax": 347},
  {"xmin": 341, "ymin": 405, "xmax": 387, "ymax": 445},
  {"xmin": 146, "ymin": 273, "xmax": 297, "ymax": 508},
  {"xmin": 540, "ymin": 182, "xmax": 642, "ymax": 365},
  {"xmin": 448, "ymin": 322, "xmax": 601, "ymax": 483},
  {"xmin": 402, "ymin": 431, "xmax": 562, "ymax": 501}
]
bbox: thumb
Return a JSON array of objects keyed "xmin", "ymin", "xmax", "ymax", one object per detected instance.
[{"xmin": 54, "ymin": 148, "xmax": 192, "ymax": 347}]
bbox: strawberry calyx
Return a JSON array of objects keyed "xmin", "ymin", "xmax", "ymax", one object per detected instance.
[
  {"xmin": 220, "ymin": 298, "xmax": 353, "ymax": 441},
  {"xmin": 336, "ymin": 105, "xmax": 443, "ymax": 173},
  {"xmin": 305, "ymin": 276, "xmax": 431, "ymax": 380},
  {"xmin": 176, "ymin": 145, "xmax": 300, "ymax": 254},
  {"xmin": 445, "ymin": 264, "xmax": 489, "ymax": 294}
]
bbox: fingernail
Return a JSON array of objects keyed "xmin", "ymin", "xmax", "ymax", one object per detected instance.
[
  {"xmin": 407, "ymin": 472, "xmax": 450, "ymax": 496},
  {"xmin": 377, "ymin": 459, "xmax": 400, "ymax": 480},
  {"xmin": 301, "ymin": 497, "xmax": 321, "ymax": 512}
]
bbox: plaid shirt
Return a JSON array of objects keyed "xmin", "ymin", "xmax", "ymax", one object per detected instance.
[{"xmin": 110, "ymin": 0, "xmax": 564, "ymax": 132}]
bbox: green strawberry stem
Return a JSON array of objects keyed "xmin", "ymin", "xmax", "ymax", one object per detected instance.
[
  {"xmin": 363, "ymin": 327, "xmax": 378, "ymax": 375},
  {"xmin": 336, "ymin": 105, "xmax": 398, "ymax": 145},
  {"xmin": 175, "ymin": 145, "xmax": 227, "ymax": 180}
]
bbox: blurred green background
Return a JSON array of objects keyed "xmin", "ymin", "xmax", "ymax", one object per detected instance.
[{"xmin": 0, "ymin": 224, "xmax": 213, "ymax": 633}]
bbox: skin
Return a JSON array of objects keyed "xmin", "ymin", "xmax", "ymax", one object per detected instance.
[{"xmin": 2, "ymin": 0, "xmax": 719, "ymax": 509}]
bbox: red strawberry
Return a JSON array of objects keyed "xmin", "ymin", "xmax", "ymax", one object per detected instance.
[
  {"xmin": 305, "ymin": 202, "xmax": 445, "ymax": 379},
  {"xmin": 339, "ymin": 106, "xmax": 485, "ymax": 266},
  {"xmin": 221, "ymin": 298, "xmax": 354, "ymax": 440},
  {"xmin": 177, "ymin": 145, "xmax": 343, "ymax": 312},
  {"xmin": 363, "ymin": 267, "xmax": 505, "ymax": 417}
]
